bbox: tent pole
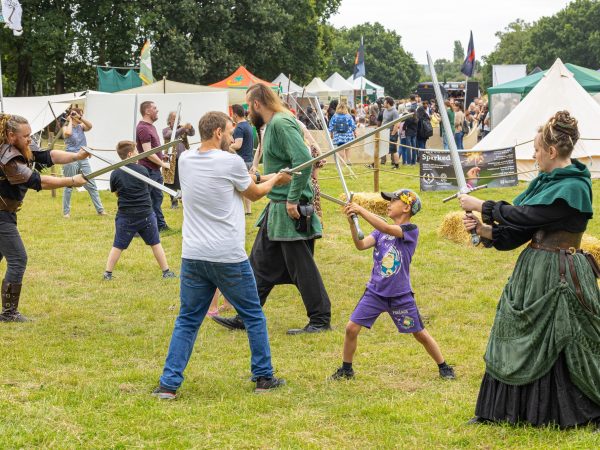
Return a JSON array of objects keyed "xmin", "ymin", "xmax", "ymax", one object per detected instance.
[
  {"xmin": 133, "ymin": 94, "xmax": 138, "ymax": 141},
  {"xmin": 0, "ymin": 52, "xmax": 4, "ymax": 113},
  {"xmin": 463, "ymin": 75, "xmax": 469, "ymax": 111},
  {"xmin": 360, "ymin": 77, "xmax": 364, "ymax": 108}
]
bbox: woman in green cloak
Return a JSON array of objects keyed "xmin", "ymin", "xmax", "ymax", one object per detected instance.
[{"xmin": 459, "ymin": 110, "xmax": 600, "ymax": 429}]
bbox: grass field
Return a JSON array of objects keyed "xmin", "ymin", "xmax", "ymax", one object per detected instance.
[{"xmin": 0, "ymin": 163, "xmax": 599, "ymax": 449}]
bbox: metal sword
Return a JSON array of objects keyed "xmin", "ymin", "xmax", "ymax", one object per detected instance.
[
  {"xmin": 84, "ymin": 147, "xmax": 180, "ymax": 198},
  {"xmin": 314, "ymin": 103, "xmax": 365, "ymax": 239},
  {"xmin": 81, "ymin": 140, "xmax": 181, "ymax": 182},
  {"xmin": 284, "ymin": 113, "xmax": 414, "ymax": 174},
  {"xmin": 167, "ymin": 102, "xmax": 182, "ymax": 155},
  {"xmin": 426, "ymin": 51, "xmax": 480, "ymax": 246}
]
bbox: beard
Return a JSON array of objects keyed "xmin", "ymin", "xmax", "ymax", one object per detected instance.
[
  {"xmin": 249, "ymin": 110, "xmax": 264, "ymax": 131},
  {"xmin": 220, "ymin": 135, "xmax": 232, "ymax": 152}
]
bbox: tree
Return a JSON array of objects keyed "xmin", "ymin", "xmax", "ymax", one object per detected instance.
[
  {"xmin": 453, "ymin": 40, "xmax": 465, "ymax": 63},
  {"xmin": 327, "ymin": 23, "xmax": 420, "ymax": 98}
]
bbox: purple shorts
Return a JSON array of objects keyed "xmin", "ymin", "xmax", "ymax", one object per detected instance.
[{"xmin": 350, "ymin": 290, "xmax": 424, "ymax": 334}]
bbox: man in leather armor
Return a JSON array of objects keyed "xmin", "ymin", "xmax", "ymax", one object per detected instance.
[{"xmin": 0, "ymin": 114, "xmax": 89, "ymax": 322}]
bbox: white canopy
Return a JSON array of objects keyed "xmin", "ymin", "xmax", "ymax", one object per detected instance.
[
  {"xmin": 272, "ymin": 73, "xmax": 303, "ymax": 94},
  {"xmin": 325, "ymin": 72, "xmax": 355, "ymax": 106},
  {"xmin": 2, "ymin": 92, "xmax": 85, "ymax": 134},
  {"xmin": 473, "ymin": 59, "xmax": 600, "ymax": 180},
  {"xmin": 305, "ymin": 77, "xmax": 339, "ymax": 103},
  {"xmin": 345, "ymin": 75, "xmax": 385, "ymax": 98},
  {"xmin": 84, "ymin": 90, "xmax": 228, "ymax": 190},
  {"xmin": 120, "ymin": 78, "xmax": 237, "ymax": 104}
]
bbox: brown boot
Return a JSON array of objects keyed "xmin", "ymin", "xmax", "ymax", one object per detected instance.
[{"xmin": 0, "ymin": 279, "xmax": 28, "ymax": 322}]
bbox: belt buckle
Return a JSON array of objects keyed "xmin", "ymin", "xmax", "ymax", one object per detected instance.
[{"xmin": 568, "ymin": 247, "xmax": 577, "ymax": 255}]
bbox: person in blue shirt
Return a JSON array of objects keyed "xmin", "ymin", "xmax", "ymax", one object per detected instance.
[
  {"xmin": 61, "ymin": 107, "xmax": 106, "ymax": 218},
  {"xmin": 230, "ymin": 104, "xmax": 254, "ymax": 214},
  {"xmin": 328, "ymin": 103, "xmax": 356, "ymax": 163}
]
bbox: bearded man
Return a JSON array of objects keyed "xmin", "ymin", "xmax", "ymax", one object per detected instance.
[{"xmin": 0, "ymin": 114, "xmax": 88, "ymax": 321}]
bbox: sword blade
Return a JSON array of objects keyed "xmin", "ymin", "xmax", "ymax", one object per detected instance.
[
  {"xmin": 85, "ymin": 147, "xmax": 179, "ymax": 198},
  {"xmin": 320, "ymin": 192, "xmax": 388, "ymax": 222},
  {"xmin": 287, "ymin": 113, "xmax": 413, "ymax": 173},
  {"xmin": 167, "ymin": 103, "xmax": 182, "ymax": 155},
  {"xmin": 82, "ymin": 140, "xmax": 180, "ymax": 181}
]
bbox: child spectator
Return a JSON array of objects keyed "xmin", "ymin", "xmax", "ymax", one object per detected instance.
[
  {"xmin": 330, "ymin": 189, "xmax": 455, "ymax": 381},
  {"xmin": 103, "ymin": 141, "xmax": 176, "ymax": 280}
]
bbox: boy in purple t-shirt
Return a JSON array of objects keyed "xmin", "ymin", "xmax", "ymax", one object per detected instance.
[{"xmin": 330, "ymin": 189, "xmax": 455, "ymax": 380}]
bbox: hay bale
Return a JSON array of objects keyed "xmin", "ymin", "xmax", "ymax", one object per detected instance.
[
  {"xmin": 438, "ymin": 211, "xmax": 482, "ymax": 246},
  {"xmin": 342, "ymin": 192, "xmax": 389, "ymax": 216},
  {"xmin": 440, "ymin": 211, "xmax": 600, "ymax": 257},
  {"xmin": 582, "ymin": 234, "xmax": 600, "ymax": 262}
]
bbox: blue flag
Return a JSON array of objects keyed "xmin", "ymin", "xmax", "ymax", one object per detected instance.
[
  {"xmin": 353, "ymin": 37, "xmax": 365, "ymax": 80},
  {"xmin": 461, "ymin": 31, "xmax": 475, "ymax": 77}
]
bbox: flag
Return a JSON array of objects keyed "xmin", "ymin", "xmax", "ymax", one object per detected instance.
[
  {"xmin": 353, "ymin": 36, "xmax": 365, "ymax": 80},
  {"xmin": 1, "ymin": 0, "xmax": 23, "ymax": 36},
  {"xmin": 460, "ymin": 31, "xmax": 475, "ymax": 77},
  {"xmin": 139, "ymin": 40, "xmax": 155, "ymax": 85}
]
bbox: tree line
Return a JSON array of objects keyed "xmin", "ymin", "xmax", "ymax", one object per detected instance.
[{"xmin": 0, "ymin": 0, "xmax": 420, "ymax": 99}]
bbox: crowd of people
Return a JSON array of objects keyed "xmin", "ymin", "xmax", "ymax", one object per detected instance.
[{"xmin": 0, "ymin": 84, "xmax": 598, "ymax": 432}]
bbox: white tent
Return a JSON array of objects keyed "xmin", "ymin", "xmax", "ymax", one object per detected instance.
[
  {"xmin": 346, "ymin": 75, "xmax": 385, "ymax": 99},
  {"xmin": 2, "ymin": 92, "xmax": 86, "ymax": 134},
  {"xmin": 325, "ymin": 72, "xmax": 355, "ymax": 106},
  {"xmin": 305, "ymin": 77, "xmax": 339, "ymax": 104},
  {"xmin": 272, "ymin": 73, "xmax": 303, "ymax": 94},
  {"xmin": 84, "ymin": 90, "xmax": 228, "ymax": 190},
  {"xmin": 473, "ymin": 59, "xmax": 600, "ymax": 180},
  {"xmin": 492, "ymin": 64, "xmax": 527, "ymax": 86},
  {"xmin": 120, "ymin": 78, "xmax": 236, "ymax": 104}
]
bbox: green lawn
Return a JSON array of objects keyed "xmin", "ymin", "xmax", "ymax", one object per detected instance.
[{"xmin": 0, "ymin": 164, "xmax": 599, "ymax": 449}]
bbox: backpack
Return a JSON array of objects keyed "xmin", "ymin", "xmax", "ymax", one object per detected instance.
[
  {"xmin": 333, "ymin": 116, "xmax": 350, "ymax": 134},
  {"xmin": 418, "ymin": 115, "xmax": 433, "ymax": 139}
]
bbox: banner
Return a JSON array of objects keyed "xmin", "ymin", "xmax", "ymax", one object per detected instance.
[
  {"xmin": 419, "ymin": 147, "xmax": 518, "ymax": 192},
  {"xmin": 139, "ymin": 40, "xmax": 154, "ymax": 85},
  {"xmin": 461, "ymin": 31, "xmax": 475, "ymax": 77},
  {"xmin": 353, "ymin": 36, "xmax": 365, "ymax": 80},
  {"xmin": 1, "ymin": 0, "xmax": 23, "ymax": 36}
]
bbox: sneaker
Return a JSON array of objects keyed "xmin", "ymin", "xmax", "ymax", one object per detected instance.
[
  {"xmin": 97, "ymin": 210, "xmax": 108, "ymax": 216},
  {"xmin": 286, "ymin": 324, "xmax": 332, "ymax": 335},
  {"xmin": 211, "ymin": 315, "xmax": 246, "ymax": 331},
  {"xmin": 103, "ymin": 272, "xmax": 113, "ymax": 281},
  {"xmin": 152, "ymin": 385, "xmax": 177, "ymax": 400},
  {"xmin": 392, "ymin": 163, "xmax": 400, "ymax": 169},
  {"xmin": 162, "ymin": 270, "xmax": 176, "ymax": 279},
  {"xmin": 329, "ymin": 366, "xmax": 354, "ymax": 380},
  {"xmin": 254, "ymin": 376, "xmax": 286, "ymax": 393},
  {"xmin": 170, "ymin": 202, "xmax": 179, "ymax": 210},
  {"xmin": 63, "ymin": 213, "xmax": 70, "ymax": 219},
  {"xmin": 159, "ymin": 226, "xmax": 171, "ymax": 233},
  {"xmin": 439, "ymin": 364, "xmax": 456, "ymax": 380},
  {"xmin": 0, "ymin": 311, "xmax": 29, "ymax": 322}
]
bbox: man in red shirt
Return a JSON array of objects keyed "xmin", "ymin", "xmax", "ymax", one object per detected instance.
[{"xmin": 136, "ymin": 101, "xmax": 171, "ymax": 232}]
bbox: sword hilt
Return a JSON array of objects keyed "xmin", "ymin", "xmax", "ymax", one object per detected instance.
[
  {"xmin": 442, "ymin": 184, "xmax": 488, "ymax": 203},
  {"xmin": 346, "ymin": 192, "xmax": 365, "ymax": 240},
  {"xmin": 467, "ymin": 212, "xmax": 481, "ymax": 246}
]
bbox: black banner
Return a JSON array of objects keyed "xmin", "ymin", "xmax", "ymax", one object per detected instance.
[{"xmin": 419, "ymin": 147, "xmax": 519, "ymax": 191}]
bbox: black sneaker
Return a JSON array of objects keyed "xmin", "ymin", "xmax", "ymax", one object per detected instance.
[
  {"xmin": 151, "ymin": 385, "xmax": 177, "ymax": 400},
  {"xmin": 286, "ymin": 324, "xmax": 331, "ymax": 335},
  {"xmin": 254, "ymin": 376, "xmax": 286, "ymax": 393},
  {"xmin": 211, "ymin": 315, "xmax": 246, "ymax": 331},
  {"xmin": 162, "ymin": 270, "xmax": 176, "ymax": 279},
  {"xmin": 103, "ymin": 271, "xmax": 113, "ymax": 281},
  {"xmin": 439, "ymin": 364, "xmax": 456, "ymax": 380},
  {"xmin": 329, "ymin": 366, "xmax": 354, "ymax": 380},
  {"xmin": 159, "ymin": 225, "xmax": 171, "ymax": 233},
  {"xmin": 0, "ymin": 311, "xmax": 29, "ymax": 322}
]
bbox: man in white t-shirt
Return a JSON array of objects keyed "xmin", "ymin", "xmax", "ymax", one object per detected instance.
[{"xmin": 153, "ymin": 111, "xmax": 291, "ymax": 399}]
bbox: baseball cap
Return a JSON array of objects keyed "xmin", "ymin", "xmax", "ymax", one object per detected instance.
[{"xmin": 381, "ymin": 189, "xmax": 422, "ymax": 215}]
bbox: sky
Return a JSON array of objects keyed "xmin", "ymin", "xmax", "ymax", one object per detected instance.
[{"xmin": 329, "ymin": 0, "xmax": 573, "ymax": 64}]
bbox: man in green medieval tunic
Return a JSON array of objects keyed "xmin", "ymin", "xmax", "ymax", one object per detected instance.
[{"xmin": 212, "ymin": 84, "xmax": 332, "ymax": 335}]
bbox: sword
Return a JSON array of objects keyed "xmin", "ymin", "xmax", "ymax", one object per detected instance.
[
  {"xmin": 285, "ymin": 113, "xmax": 413, "ymax": 174},
  {"xmin": 426, "ymin": 51, "xmax": 480, "ymax": 246},
  {"xmin": 84, "ymin": 147, "xmax": 180, "ymax": 198},
  {"xmin": 314, "ymin": 104, "xmax": 365, "ymax": 239},
  {"xmin": 81, "ymin": 140, "xmax": 180, "ymax": 182},
  {"xmin": 167, "ymin": 103, "xmax": 182, "ymax": 155},
  {"xmin": 320, "ymin": 192, "xmax": 387, "ymax": 222}
]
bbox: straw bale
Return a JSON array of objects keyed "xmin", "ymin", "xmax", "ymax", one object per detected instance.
[
  {"xmin": 342, "ymin": 192, "xmax": 389, "ymax": 216},
  {"xmin": 582, "ymin": 234, "xmax": 600, "ymax": 262}
]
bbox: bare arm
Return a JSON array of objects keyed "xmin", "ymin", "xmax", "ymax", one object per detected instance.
[
  {"xmin": 347, "ymin": 213, "xmax": 376, "ymax": 250},
  {"xmin": 141, "ymin": 142, "xmax": 168, "ymax": 167},
  {"xmin": 80, "ymin": 117, "xmax": 93, "ymax": 131},
  {"xmin": 345, "ymin": 203, "xmax": 403, "ymax": 238},
  {"xmin": 41, "ymin": 174, "xmax": 87, "ymax": 190},
  {"xmin": 230, "ymin": 138, "xmax": 243, "ymax": 152},
  {"xmin": 50, "ymin": 148, "xmax": 90, "ymax": 165},
  {"xmin": 62, "ymin": 118, "xmax": 73, "ymax": 138},
  {"xmin": 241, "ymin": 172, "xmax": 292, "ymax": 202}
]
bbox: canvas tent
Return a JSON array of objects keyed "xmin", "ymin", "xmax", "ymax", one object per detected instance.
[
  {"xmin": 488, "ymin": 61, "xmax": 600, "ymax": 128},
  {"xmin": 346, "ymin": 75, "xmax": 384, "ymax": 102},
  {"xmin": 325, "ymin": 72, "xmax": 355, "ymax": 106},
  {"xmin": 473, "ymin": 59, "xmax": 600, "ymax": 181},
  {"xmin": 2, "ymin": 92, "xmax": 86, "ymax": 135},
  {"xmin": 210, "ymin": 66, "xmax": 278, "ymax": 104},
  {"xmin": 119, "ymin": 78, "xmax": 237, "ymax": 103},
  {"xmin": 272, "ymin": 73, "xmax": 303, "ymax": 94},
  {"xmin": 492, "ymin": 65, "xmax": 527, "ymax": 87},
  {"xmin": 305, "ymin": 77, "xmax": 339, "ymax": 104},
  {"xmin": 84, "ymin": 90, "xmax": 228, "ymax": 190}
]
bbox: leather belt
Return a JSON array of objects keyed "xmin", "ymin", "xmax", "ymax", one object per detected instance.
[
  {"xmin": 528, "ymin": 231, "xmax": 597, "ymax": 314},
  {"xmin": 0, "ymin": 196, "xmax": 22, "ymax": 213}
]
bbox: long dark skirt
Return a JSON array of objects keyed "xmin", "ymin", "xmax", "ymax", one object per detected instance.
[{"xmin": 475, "ymin": 353, "xmax": 600, "ymax": 428}]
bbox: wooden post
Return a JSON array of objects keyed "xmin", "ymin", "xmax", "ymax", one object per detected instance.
[
  {"xmin": 373, "ymin": 130, "xmax": 380, "ymax": 192},
  {"xmin": 48, "ymin": 129, "xmax": 57, "ymax": 198}
]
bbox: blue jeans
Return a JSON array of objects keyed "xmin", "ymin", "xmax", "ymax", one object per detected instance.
[
  {"xmin": 442, "ymin": 133, "xmax": 449, "ymax": 150},
  {"xmin": 400, "ymin": 137, "xmax": 409, "ymax": 164},
  {"xmin": 454, "ymin": 131, "xmax": 464, "ymax": 150},
  {"xmin": 159, "ymin": 258, "xmax": 273, "ymax": 390},
  {"xmin": 416, "ymin": 138, "xmax": 427, "ymax": 164},
  {"xmin": 405, "ymin": 135, "xmax": 417, "ymax": 165},
  {"xmin": 62, "ymin": 158, "xmax": 104, "ymax": 215},
  {"xmin": 146, "ymin": 168, "xmax": 167, "ymax": 229}
]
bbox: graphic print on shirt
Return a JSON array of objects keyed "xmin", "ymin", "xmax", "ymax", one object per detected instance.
[{"xmin": 378, "ymin": 236, "xmax": 402, "ymax": 278}]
